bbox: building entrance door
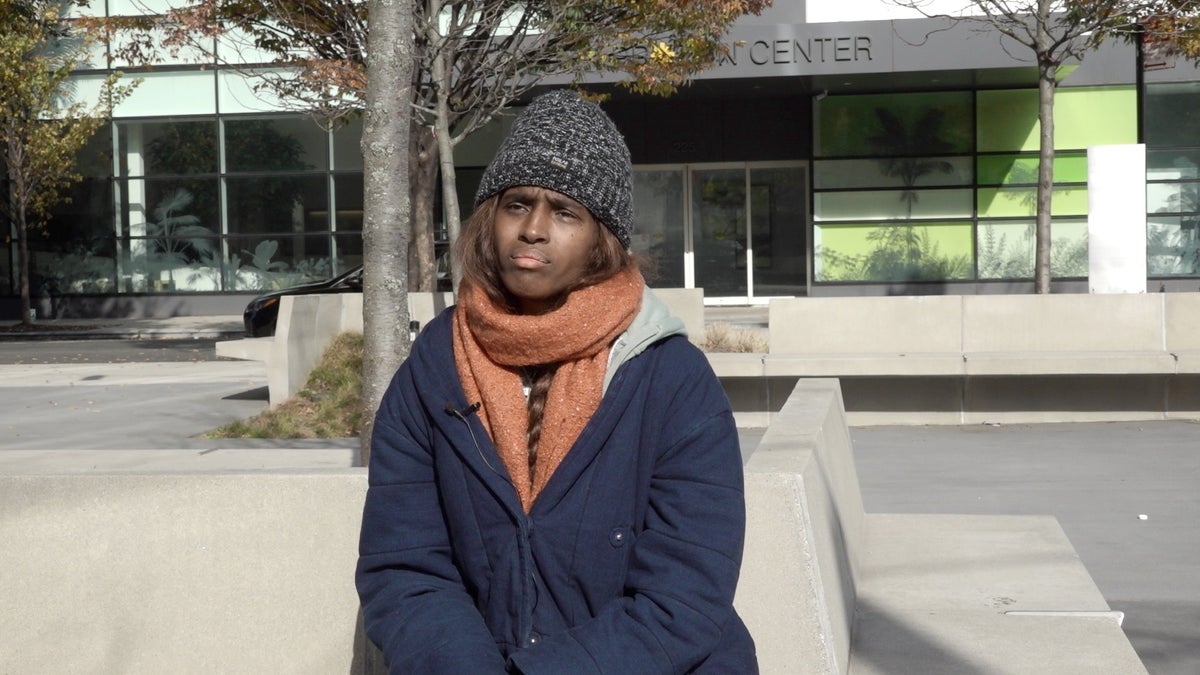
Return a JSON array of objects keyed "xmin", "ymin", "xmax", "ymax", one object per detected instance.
[{"xmin": 634, "ymin": 163, "xmax": 807, "ymax": 303}]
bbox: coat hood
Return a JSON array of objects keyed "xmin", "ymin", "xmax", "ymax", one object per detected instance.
[{"xmin": 603, "ymin": 287, "xmax": 688, "ymax": 394}]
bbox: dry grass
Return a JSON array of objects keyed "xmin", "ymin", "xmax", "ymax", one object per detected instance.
[
  {"xmin": 700, "ymin": 323, "xmax": 768, "ymax": 353},
  {"xmin": 206, "ymin": 331, "xmax": 364, "ymax": 439}
]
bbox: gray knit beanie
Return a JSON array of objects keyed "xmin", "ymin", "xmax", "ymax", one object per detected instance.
[{"xmin": 474, "ymin": 90, "xmax": 633, "ymax": 249}]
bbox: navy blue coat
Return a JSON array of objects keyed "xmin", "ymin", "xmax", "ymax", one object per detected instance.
[{"xmin": 356, "ymin": 307, "xmax": 756, "ymax": 674}]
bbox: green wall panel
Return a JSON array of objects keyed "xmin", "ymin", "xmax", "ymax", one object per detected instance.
[{"xmin": 977, "ymin": 153, "xmax": 1089, "ymax": 185}]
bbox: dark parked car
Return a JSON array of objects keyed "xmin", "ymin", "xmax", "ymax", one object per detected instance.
[
  {"xmin": 243, "ymin": 254, "xmax": 453, "ymax": 337},
  {"xmin": 242, "ymin": 265, "xmax": 364, "ymax": 337}
]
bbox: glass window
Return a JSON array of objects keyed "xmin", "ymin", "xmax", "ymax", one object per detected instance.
[
  {"xmin": 225, "ymin": 235, "xmax": 334, "ymax": 291},
  {"xmin": 692, "ymin": 168, "xmax": 747, "ymax": 296},
  {"xmin": 1145, "ymin": 82, "xmax": 1200, "ymax": 148},
  {"xmin": 119, "ymin": 119, "xmax": 219, "ymax": 177},
  {"xmin": 816, "ymin": 91, "xmax": 972, "ymax": 157},
  {"xmin": 332, "ymin": 173, "xmax": 364, "ymax": 232},
  {"xmin": 78, "ymin": 126, "xmax": 115, "ymax": 178},
  {"xmin": 40, "ymin": 179, "xmax": 118, "ymax": 295},
  {"xmin": 332, "ymin": 117, "xmax": 364, "ymax": 170},
  {"xmin": 814, "ymin": 157, "xmax": 972, "ymax": 189},
  {"xmin": 1148, "ymin": 181, "xmax": 1200, "ymax": 215},
  {"xmin": 224, "ymin": 118, "xmax": 327, "ymax": 173},
  {"xmin": 976, "ymin": 219, "xmax": 1089, "ymax": 279},
  {"xmin": 121, "ymin": 178, "xmax": 220, "ymax": 240},
  {"xmin": 333, "ymin": 233, "xmax": 364, "ymax": 275},
  {"xmin": 749, "ymin": 166, "xmax": 808, "ymax": 297},
  {"xmin": 120, "ymin": 181, "xmax": 221, "ymax": 293},
  {"xmin": 977, "ymin": 185, "xmax": 1088, "ymax": 218},
  {"xmin": 815, "ymin": 189, "xmax": 972, "ymax": 222},
  {"xmin": 977, "ymin": 153, "xmax": 1088, "ymax": 185},
  {"xmin": 633, "ymin": 170, "xmax": 686, "ymax": 288},
  {"xmin": 1148, "ymin": 149, "xmax": 1200, "ymax": 180},
  {"xmin": 1148, "ymin": 216, "xmax": 1200, "ymax": 276},
  {"xmin": 814, "ymin": 221, "xmax": 973, "ymax": 282},
  {"xmin": 226, "ymin": 175, "xmax": 329, "ymax": 235}
]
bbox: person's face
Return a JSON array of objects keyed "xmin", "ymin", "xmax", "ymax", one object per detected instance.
[{"xmin": 493, "ymin": 186, "xmax": 601, "ymax": 315}]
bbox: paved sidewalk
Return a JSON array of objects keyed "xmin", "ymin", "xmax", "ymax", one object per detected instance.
[
  {"xmin": 0, "ymin": 315, "xmax": 244, "ymax": 341},
  {"xmin": 1, "ymin": 304, "xmax": 769, "ymax": 342}
]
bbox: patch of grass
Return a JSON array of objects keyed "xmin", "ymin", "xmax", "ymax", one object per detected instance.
[
  {"xmin": 206, "ymin": 331, "xmax": 364, "ymax": 439},
  {"xmin": 701, "ymin": 323, "xmax": 768, "ymax": 353}
]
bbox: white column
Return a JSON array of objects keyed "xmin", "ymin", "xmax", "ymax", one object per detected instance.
[{"xmin": 1088, "ymin": 144, "xmax": 1147, "ymax": 294}]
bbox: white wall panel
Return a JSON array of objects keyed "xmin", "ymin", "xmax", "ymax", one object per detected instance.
[{"xmin": 1088, "ymin": 144, "xmax": 1147, "ymax": 293}]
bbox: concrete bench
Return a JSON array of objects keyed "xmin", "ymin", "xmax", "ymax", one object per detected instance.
[
  {"xmin": 216, "ymin": 292, "xmax": 453, "ymax": 406},
  {"xmin": 736, "ymin": 379, "xmax": 1147, "ymax": 674},
  {"xmin": 0, "ymin": 379, "xmax": 1145, "ymax": 673},
  {"xmin": 217, "ymin": 288, "xmax": 704, "ymax": 408},
  {"xmin": 710, "ymin": 293, "xmax": 1200, "ymax": 426}
]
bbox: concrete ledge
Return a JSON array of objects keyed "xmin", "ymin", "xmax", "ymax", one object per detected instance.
[
  {"xmin": 0, "ymin": 471, "xmax": 374, "ymax": 674},
  {"xmin": 850, "ymin": 611, "xmax": 1147, "ymax": 675},
  {"xmin": 735, "ymin": 379, "xmax": 1146, "ymax": 674},
  {"xmin": 763, "ymin": 353, "xmax": 966, "ymax": 377},
  {"xmin": 215, "ymin": 335, "xmax": 273, "ymax": 362},
  {"xmin": 964, "ymin": 351, "xmax": 1179, "ymax": 376},
  {"xmin": 712, "ymin": 293, "xmax": 1200, "ymax": 425}
]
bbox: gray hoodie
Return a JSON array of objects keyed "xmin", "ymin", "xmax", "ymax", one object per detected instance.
[{"xmin": 604, "ymin": 287, "xmax": 689, "ymax": 394}]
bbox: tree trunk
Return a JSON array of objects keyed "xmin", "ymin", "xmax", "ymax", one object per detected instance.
[
  {"xmin": 359, "ymin": 0, "xmax": 414, "ymax": 466},
  {"xmin": 6, "ymin": 145, "xmax": 32, "ymax": 326},
  {"xmin": 1033, "ymin": 0, "xmax": 1055, "ymax": 294},
  {"xmin": 1035, "ymin": 56, "xmax": 1056, "ymax": 294},
  {"xmin": 16, "ymin": 198, "xmax": 32, "ymax": 326},
  {"xmin": 431, "ymin": 48, "xmax": 463, "ymax": 291},
  {"xmin": 408, "ymin": 120, "xmax": 438, "ymax": 293}
]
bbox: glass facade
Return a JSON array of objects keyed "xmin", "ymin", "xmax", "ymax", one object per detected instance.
[
  {"xmin": 6, "ymin": 112, "xmax": 362, "ymax": 300},
  {"xmin": 813, "ymin": 86, "xmax": 1137, "ymax": 284},
  {"xmin": 7, "ymin": 51, "xmax": 1200, "ymax": 305},
  {"xmin": 1145, "ymin": 82, "xmax": 1200, "ymax": 277}
]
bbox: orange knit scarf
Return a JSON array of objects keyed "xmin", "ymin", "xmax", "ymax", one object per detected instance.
[{"xmin": 453, "ymin": 268, "xmax": 644, "ymax": 512}]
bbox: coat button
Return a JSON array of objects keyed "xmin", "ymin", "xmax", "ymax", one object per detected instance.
[
  {"xmin": 526, "ymin": 632, "xmax": 541, "ymax": 647},
  {"xmin": 609, "ymin": 527, "xmax": 628, "ymax": 547}
]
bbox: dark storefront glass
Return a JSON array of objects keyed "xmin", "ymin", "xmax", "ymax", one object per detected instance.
[
  {"xmin": 749, "ymin": 166, "xmax": 807, "ymax": 296},
  {"xmin": 633, "ymin": 170, "xmax": 686, "ymax": 288},
  {"xmin": 119, "ymin": 119, "xmax": 218, "ymax": 176},
  {"xmin": 224, "ymin": 117, "xmax": 327, "ymax": 173},
  {"xmin": 332, "ymin": 173, "xmax": 364, "ymax": 232}
]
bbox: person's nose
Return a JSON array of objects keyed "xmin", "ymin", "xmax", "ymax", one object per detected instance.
[{"xmin": 518, "ymin": 203, "xmax": 550, "ymax": 244}]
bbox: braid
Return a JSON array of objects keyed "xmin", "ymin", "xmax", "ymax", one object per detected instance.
[{"xmin": 524, "ymin": 364, "xmax": 557, "ymax": 475}]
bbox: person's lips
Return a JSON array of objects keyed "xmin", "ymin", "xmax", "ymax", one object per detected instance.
[{"xmin": 510, "ymin": 247, "xmax": 550, "ymax": 268}]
